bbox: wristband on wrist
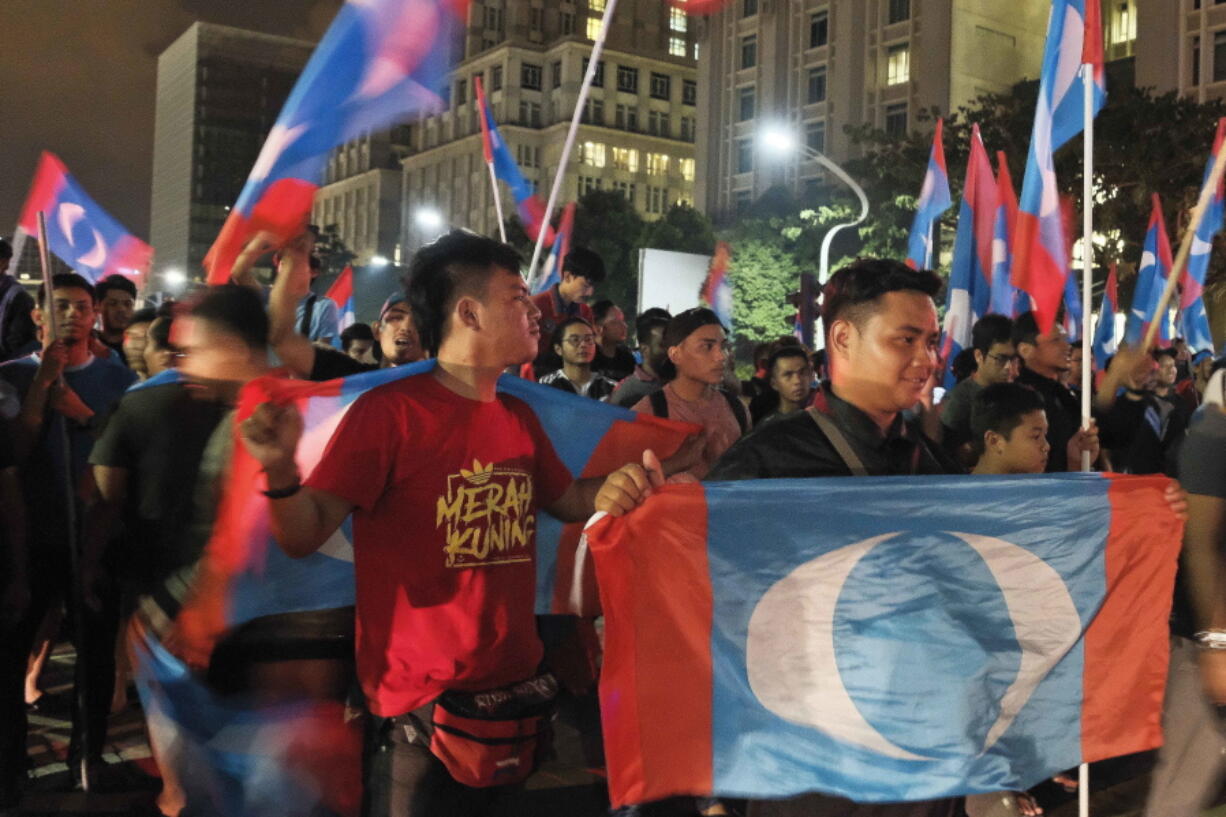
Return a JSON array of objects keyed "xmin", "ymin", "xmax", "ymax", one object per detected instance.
[
  {"xmin": 1194, "ymin": 630, "xmax": 1226, "ymax": 650},
  {"xmin": 262, "ymin": 479, "xmax": 301, "ymax": 499}
]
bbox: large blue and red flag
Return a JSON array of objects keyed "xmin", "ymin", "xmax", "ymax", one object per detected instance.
[
  {"xmin": 1091, "ymin": 263, "xmax": 1119, "ymax": 371},
  {"xmin": 531, "ymin": 202, "xmax": 576, "ymax": 296},
  {"xmin": 1125, "ymin": 195, "xmax": 1174, "ymax": 348},
  {"xmin": 173, "ymin": 359, "xmax": 697, "ymax": 649},
  {"xmin": 1180, "ymin": 118, "xmax": 1226, "ymax": 355},
  {"xmin": 1011, "ymin": 0, "xmax": 1106, "ymax": 334},
  {"xmin": 905, "ymin": 118, "xmax": 953, "ymax": 270},
  {"xmin": 586, "ymin": 472, "xmax": 1180, "ymax": 807},
  {"xmin": 989, "ymin": 151, "xmax": 1023, "ymax": 316},
  {"xmin": 942, "ymin": 125, "xmax": 996, "ymax": 388},
  {"xmin": 204, "ymin": 0, "xmax": 464, "ymax": 284},
  {"xmin": 701, "ymin": 242, "xmax": 733, "ymax": 329},
  {"xmin": 475, "ymin": 76, "xmax": 554, "ymax": 245},
  {"xmin": 14, "ymin": 151, "xmax": 152, "ymax": 285},
  {"xmin": 325, "ymin": 265, "xmax": 356, "ymax": 349}
]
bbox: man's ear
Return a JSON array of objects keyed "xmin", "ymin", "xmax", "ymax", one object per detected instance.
[
  {"xmin": 973, "ymin": 349, "xmax": 986, "ymax": 368},
  {"xmin": 454, "ymin": 295, "xmax": 481, "ymax": 331},
  {"xmin": 984, "ymin": 429, "xmax": 1004, "ymax": 454},
  {"xmin": 828, "ymin": 318, "xmax": 855, "ymax": 363}
]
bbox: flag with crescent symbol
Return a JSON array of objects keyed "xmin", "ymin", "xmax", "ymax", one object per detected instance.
[{"xmin": 585, "ymin": 473, "xmax": 1180, "ymax": 807}]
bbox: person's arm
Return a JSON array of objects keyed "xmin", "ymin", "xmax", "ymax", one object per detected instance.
[
  {"xmin": 1183, "ymin": 492, "xmax": 1226, "ymax": 703},
  {"xmin": 13, "ymin": 341, "xmax": 70, "ymax": 462},
  {"xmin": 313, "ymin": 298, "xmax": 339, "ymax": 348},
  {"xmin": 268, "ymin": 235, "xmax": 319, "ymax": 378},
  {"xmin": 1094, "ymin": 344, "xmax": 1147, "ymax": 413},
  {"xmin": 239, "ymin": 401, "xmax": 355, "ymax": 557}
]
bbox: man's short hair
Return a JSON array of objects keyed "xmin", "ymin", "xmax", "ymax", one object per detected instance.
[
  {"xmin": 405, "ymin": 229, "xmax": 523, "ymax": 356},
  {"xmin": 1011, "ymin": 311, "xmax": 1041, "ymax": 348},
  {"xmin": 0, "ymin": 239, "xmax": 12, "ymax": 261},
  {"xmin": 635, "ymin": 313, "xmax": 670, "ymax": 346},
  {"xmin": 147, "ymin": 314, "xmax": 176, "ymax": 352},
  {"xmin": 38, "ymin": 272, "xmax": 95, "ymax": 307},
  {"xmin": 639, "ymin": 307, "xmax": 672, "ymax": 322},
  {"xmin": 130, "ymin": 307, "xmax": 158, "ymax": 326},
  {"xmin": 821, "ymin": 258, "xmax": 942, "ymax": 336},
  {"xmin": 94, "ymin": 274, "xmax": 137, "ymax": 303},
  {"xmin": 190, "ymin": 285, "xmax": 268, "ymax": 352},
  {"xmin": 971, "ymin": 314, "xmax": 1014, "ymax": 355},
  {"xmin": 767, "ymin": 345, "xmax": 810, "ymax": 375},
  {"xmin": 969, "ymin": 382, "xmax": 1046, "ymax": 459},
  {"xmin": 562, "ymin": 247, "xmax": 606, "ymax": 284},
  {"xmin": 592, "ymin": 299, "xmax": 619, "ymax": 323},
  {"xmin": 340, "ymin": 322, "xmax": 375, "ymax": 352},
  {"xmin": 1153, "ymin": 347, "xmax": 1178, "ymax": 362},
  {"xmin": 950, "ymin": 348, "xmax": 978, "ymax": 383},
  {"xmin": 552, "ymin": 316, "xmax": 595, "ymax": 349}
]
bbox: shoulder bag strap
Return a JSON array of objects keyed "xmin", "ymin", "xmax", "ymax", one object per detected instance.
[{"xmin": 805, "ymin": 406, "xmax": 869, "ymax": 477}]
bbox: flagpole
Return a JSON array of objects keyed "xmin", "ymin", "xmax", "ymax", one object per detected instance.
[
  {"xmin": 1143, "ymin": 136, "xmax": 1226, "ymax": 351},
  {"xmin": 1079, "ymin": 65, "xmax": 1094, "ymax": 473},
  {"xmin": 487, "ymin": 161, "xmax": 508, "ymax": 242},
  {"xmin": 527, "ymin": 0, "xmax": 620, "ymax": 281}
]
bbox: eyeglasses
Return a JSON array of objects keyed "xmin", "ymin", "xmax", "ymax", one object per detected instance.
[
  {"xmin": 987, "ymin": 353, "xmax": 1021, "ymax": 366},
  {"xmin": 563, "ymin": 335, "xmax": 597, "ymax": 347}
]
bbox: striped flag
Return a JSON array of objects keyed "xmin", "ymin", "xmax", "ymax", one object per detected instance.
[
  {"xmin": 1179, "ymin": 118, "xmax": 1226, "ymax": 355},
  {"xmin": 905, "ymin": 118, "xmax": 953, "ymax": 270},
  {"xmin": 1125, "ymin": 195, "xmax": 1174, "ymax": 348},
  {"xmin": 989, "ymin": 151, "xmax": 1023, "ymax": 316},
  {"xmin": 475, "ymin": 76, "xmax": 555, "ymax": 245},
  {"xmin": 1091, "ymin": 263, "xmax": 1119, "ymax": 371},
  {"xmin": 325, "ymin": 265, "xmax": 356, "ymax": 349},
  {"xmin": 531, "ymin": 202, "xmax": 576, "ymax": 296},
  {"xmin": 701, "ymin": 241, "xmax": 733, "ymax": 328}
]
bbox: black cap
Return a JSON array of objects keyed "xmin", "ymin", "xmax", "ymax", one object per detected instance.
[{"xmin": 663, "ymin": 307, "xmax": 724, "ymax": 349}]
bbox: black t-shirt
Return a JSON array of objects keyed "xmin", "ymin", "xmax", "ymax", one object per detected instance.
[
  {"xmin": 1098, "ymin": 391, "xmax": 1185, "ymax": 476},
  {"xmin": 89, "ymin": 381, "xmax": 226, "ymax": 590},
  {"xmin": 1017, "ymin": 366, "xmax": 1081, "ymax": 472},
  {"xmin": 309, "ymin": 345, "xmax": 378, "ymax": 381},
  {"xmin": 593, "ymin": 344, "xmax": 636, "ymax": 381}
]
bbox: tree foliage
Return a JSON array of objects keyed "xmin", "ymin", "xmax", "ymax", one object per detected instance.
[
  {"xmin": 639, "ymin": 202, "xmax": 718, "ymax": 256},
  {"xmin": 573, "ymin": 190, "xmax": 645, "ymax": 314},
  {"xmin": 315, "ymin": 223, "xmax": 357, "ymax": 273}
]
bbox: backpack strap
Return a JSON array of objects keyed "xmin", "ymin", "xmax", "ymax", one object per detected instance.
[
  {"xmin": 805, "ymin": 407, "xmax": 869, "ymax": 476},
  {"xmin": 648, "ymin": 388, "xmax": 669, "ymax": 419},
  {"xmin": 299, "ymin": 293, "xmax": 317, "ymax": 337},
  {"xmin": 720, "ymin": 389, "xmax": 749, "ymax": 436}
]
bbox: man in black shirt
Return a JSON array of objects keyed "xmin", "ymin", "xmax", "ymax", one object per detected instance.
[
  {"xmin": 0, "ymin": 239, "xmax": 36, "ymax": 363},
  {"xmin": 591, "ymin": 300, "xmax": 636, "ymax": 381},
  {"xmin": 1013, "ymin": 311, "xmax": 1082, "ymax": 472}
]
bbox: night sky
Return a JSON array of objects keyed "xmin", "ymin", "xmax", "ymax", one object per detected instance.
[{"xmin": 0, "ymin": 0, "xmax": 343, "ymax": 239}]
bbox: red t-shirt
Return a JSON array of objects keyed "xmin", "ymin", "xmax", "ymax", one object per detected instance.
[{"xmin": 305, "ymin": 372, "xmax": 572, "ymax": 717}]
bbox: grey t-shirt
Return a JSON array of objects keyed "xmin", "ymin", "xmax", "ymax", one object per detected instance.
[{"xmin": 1180, "ymin": 405, "xmax": 1226, "ymax": 499}]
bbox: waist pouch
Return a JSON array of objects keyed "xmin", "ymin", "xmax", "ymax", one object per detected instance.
[{"xmin": 401, "ymin": 671, "xmax": 559, "ymax": 788}]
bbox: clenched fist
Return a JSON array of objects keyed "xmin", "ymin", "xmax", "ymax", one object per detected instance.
[{"xmin": 240, "ymin": 401, "xmax": 304, "ymax": 474}]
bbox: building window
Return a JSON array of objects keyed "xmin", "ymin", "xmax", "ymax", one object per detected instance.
[
  {"xmin": 587, "ymin": 16, "xmax": 602, "ymax": 39},
  {"xmin": 888, "ymin": 0, "xmax": 910, "ymax": 24},
  {"xmin": 646, "ymin": 110, "xmax": 669, "ymax": 136},
  {"xmin": 455, "ymin": 79, "xmax": 467, "ymax": 105},
  {"xmin": 583, "ymin": 97, "xmax": 604, "ymax": 124},
  {"xmin": 741, "ymin": 35, "xmax": 757, "ymax": 69},
  {"xmin": 680, "ymin": 158, "xmax": 695, "ymax": 182},
  {"xmin": 612, "ymin": 180, "xmax": 636, "ymax": 203},
  {"xmin": 484, "ymin": 6, "xmax": 504, "ymax": 31},
  {"xmin": 612, "ymin": 147, "xmax": 639, "ymax": 172},
  {"xmin": 646, "ymin": 152, "xmax": 670, "ymax": 175},
  {"xmin": 694, "ymin": 41, "xmax": 701, "ymax": 60},
  {"xmin": 1193, "ymin": 35, "xmax": 1202, "ymax": 85},
  {"xmin": 743, "ymin": 0, "xmax": 758, "ymax": 16},
  {"xmin": 805, "ymin": 121, "xmax": 826, "ymax": 153},
  {"xmin": 810, "ymin": 11, "xmax": 829, "ymax": 48},
  {"xmin": 738, "ymin": 86, "xmax": 755, "ymax": 121},
  {"xmin": 516, "ymin": 144, "xmax": 541, "ymax": 168},
  {"xmin": 580, "ymin": 141, "xmax": 607, "ymax": 167},
  {"xmin": 887, "ymin": 43, "xmax": 910, "ymax": 85},
  {"xmin": 561, "ymin": 11, "xmax": 575, "ymax": 34},
  {"xmin": 530, "ymin": 6, "xmax": 545, "ymax": 32},
  {"xmin": 734, "ymin": 189, "xmax": 752, "ymax": 213},
  {"xmin": 1215, "ymin": 30, "xmax": 1226, "ymax": 83},
  {"xmin": 680, "ymin": 116, "xmax": 696, "ymax": 142},
  {"xmin": 670, "ymin": 7, "xmax": 688, "ymax": 32},
  {"xmin": 518, "ymin": 100, "xmax": 542, "ymax": 126},
  {"xmin": 521, "ymin": 63, "xmax": 543, "ymax": 90},
  {"xmin": 615, "ymin": 103, "xmax": 638, "ymax": 130},
  {"xmin": 591, "ymin": 0, "xmax": 606, "ymax": 10},
  {"xmin": 683, "ymin": 80, "xmax": 698, "ymax": 106},
  {"xmin": 583, "ymin": 58, "xmax": 605, "ymax": 87},
  {"xmin": 735, "ymin": 139, "xmax": 753, "ymax": 173},
  {"xmin": 617, "ymin": 66, "xmax": 639, "ymax": 93},
  {"xmin": 580, "ymin": 175, "xmax": 602, "ymax": 195},
  {"xmin": 647, "ymin": 186, "xmax": 668, "ymax": 214},
  {"xmin": 492, "ymin": 65, "xmax": 503, "ymax": 90},
  {"xmin": 885, "ymin": 102, "xmax": 908, "ymax": 136},
  {"xmin": 807, "ymin": 66, "xmax": 827, "ymax": 103},
  {"xmin": 650, "ymin": 72, "xmax": 671, "ymax": 100},
  {"xmin": 551, "ymin": 61, "xmax": 562, "ymax": 88},
  {"xmin": 669, "ymin": 36, "xmax": 687, "ymax": 56}
]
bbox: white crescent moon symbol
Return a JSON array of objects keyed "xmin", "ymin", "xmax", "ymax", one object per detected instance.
[
  {"xmin": 57, "ymin": 202, "xmax": 86, "ymax": 245},
  {"xmin": 76, "ymin": 229, "xmax": 107, "ymax": 269},
  {"xmin": 951, "ymin": 533, "xmax": 1081, "ymax": 752},
  {"xmin": 746, "ymin": 533, "xmax": 935, "ymax": 761}
]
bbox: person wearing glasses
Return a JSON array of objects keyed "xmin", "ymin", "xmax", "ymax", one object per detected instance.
[
  {"xmin": 938, "ymin": 314, "xmax": 1018, "ymax": 466},
  {"xmin": 538, "ymin": 317, "xmax": 618, "ymax": 401}
]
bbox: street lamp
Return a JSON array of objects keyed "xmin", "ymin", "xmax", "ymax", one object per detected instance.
[
  {"xmin": 369, "ymin": 255, "xmax": 390, "ymax": 268},
  {"xmin": 414, "ymin": 207, "xmax": 445, "ymax": 235},
  {"xmin": 162, "ymin": 268, "xmax": 186, "ymax": 290},
  {"xmin": 758, "ymin": 125, "xmax": 869, "ymax": 285}
]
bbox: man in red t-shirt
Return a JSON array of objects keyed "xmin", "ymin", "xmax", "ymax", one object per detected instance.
[{"xmin": 239, "ymin": 231, "xmax": 665, "ymax": 814}]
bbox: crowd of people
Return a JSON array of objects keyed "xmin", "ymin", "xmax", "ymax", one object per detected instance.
[{"xmin": 0, "ymin": 228, "xmax": 1223, "ymax": 817}]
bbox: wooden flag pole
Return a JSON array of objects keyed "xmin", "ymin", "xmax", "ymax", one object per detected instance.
[
  {"xmin": 526, "ymin": 0, "xmax": 620, "ymax": 282},
  {"xmin": 1142, "ymin": 135, "xmax": 1226, "ymax": 352},
  {"xmin": 36, "ymin": 211, "xmax": 92, "ymax": 792}
]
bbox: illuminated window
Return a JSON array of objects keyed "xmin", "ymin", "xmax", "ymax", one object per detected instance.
[
  {"xmin": 670, "ymin": 8, "xmax": 687, "ymax": 32},
  {"xmin": 591, "ymin": 0, "xmax": 606, "ymax": 10},
  {"xmin": 680, "ymin": 157, "xmax": 695, "ymax": 181},
  {"xmin": 646, "ymin": 153, "xmax": 670, "ymax": 175},
  {"xmin": 612, "ymin": 147, "xmax": 639, "ymax": 172},
  {"xmin": 581, "ymin": 141, "xmax": 607, "ymax": 167},
  {"xmin": 670, "ymin": 36, "xmax": 687, "ymax": 56},
  {"xmin": 587, "ymin": 15, "xmax": 602, "ymax": 40},
  {"xmin": 887, "ymin": 43, "xmax": 910, "ymax": 85}
]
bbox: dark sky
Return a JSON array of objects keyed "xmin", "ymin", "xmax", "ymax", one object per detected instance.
[{"xmin": 0, "ymin": 0, "xmax": 343, "ymax": 238}]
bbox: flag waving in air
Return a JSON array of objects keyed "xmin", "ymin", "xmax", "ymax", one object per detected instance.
[
  {"xmin": 989, "ymin": 151, "xmax": 1022, "ymax": 316},
  {"xmin": 475, "ymin": 76, "xmax": 555, "ymax": 246},
  {"xmin": 1091, "ymin": 263, "xmax": 1119, "ymax": 371},
  {"xmin": 701, "ymin": 242, "xmax": 733, "ymax": 328},
  {"xmin": 326, "ymin": 265, "xmax": 356, "ymax": 349},
  {"xmin": 942, "ymin": 125, "xmax": 996, "ymax": 388},
  {"xmin": 586, "ymin": 473, "xmax": 1180, "ymax": 807},
  {"xmin": 905, "ymin": 118, "xmax": 952, "ymax": 270},
  {"xmin": 15, "ymin": 151, "xmax": 152, "ymax": 284},
  {"xmin": 1180, "ymin": 118, "xmax": 1226, "ymax": 355},
  {"xmin": 204, "ymin": 0, "xmax": 464, "ymax": 284},
  {"xmin": 1011, "ymin": 0, "xmax": 1107, "ymax": 334},
  {"xmin": 1125, "ymin": 195, "xmax": 1174, "ymax": 348},
  {"xmin": 531, "ymin": 202, "xmax": 576, "ymax": 296}
]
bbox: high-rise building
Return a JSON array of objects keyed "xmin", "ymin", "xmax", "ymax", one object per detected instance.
[
  {"xmin": 694, "ymin": 0, "xmax": 1053, "ymax": 219},
  {"xmin": 1134, "ymin": 0, "xmax": 1226, "ymax": 102},
  {"xmin": 312, "ymin": 130, "xmax": 413, "ymax": 265},
  {"xmin": 150, "ymin": 22, "xmax": 314, "ymax": 277},
  {"xmin": 400, "ymin": 0, "xmax": 699, "ymax": 254}
]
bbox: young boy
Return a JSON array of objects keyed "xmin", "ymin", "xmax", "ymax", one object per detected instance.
[{"xmin": 969, "ymin": 382, "xmax": 1099, "ymax": 476}]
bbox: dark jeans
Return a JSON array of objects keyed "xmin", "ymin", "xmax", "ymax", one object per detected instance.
[{"xmin": 363, "ymin": 712, "xmax": 529, "ymax": 817}]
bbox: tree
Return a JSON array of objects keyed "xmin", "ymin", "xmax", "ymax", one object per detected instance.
[
  {"xmin": 572, "ymin": 190, "xmax": 645, "ymax": 313},
  {"xmin": 722, "ymin": 216, "xmax": 802, "ymax": 364},
  {"xmin": 314, "ymin": 223, "xmax": 357, "ymax": 273},
  {"xmin": 638, "ymin": 203, "xmax": 717, "ymax": 256}
]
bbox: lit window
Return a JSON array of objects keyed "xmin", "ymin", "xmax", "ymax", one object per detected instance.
[
  {"xmin": 670, "ymin": 8, "xmax": 687, "ymax": 32},
  {"xmin": 587, "ymin": 15, "xmax": 602, "ymax": 40},
  {"xmin": 647, "ymin": 153, "xmax": 670, "ymax": 175},
  {"xmin": 887, "ymin": 43, "xmax": 910, "ymax": 85},
  {"xmin": 670, "ymin": 36, "xmax": 687, "ymax": 57},
  {"xmin": 612, "ymin": 147, "xmax": 639, "ymax": 172},
  {"xmin": 680, "ymin": 158, "xmax": 695, "ymax": 181},
  {"xmin": 591, "ymin": 0, "xmax": 606, "ymax": 10},
  {"xmin": 581, "ymin": 141, "xmax": 607, "ymax": 167}
]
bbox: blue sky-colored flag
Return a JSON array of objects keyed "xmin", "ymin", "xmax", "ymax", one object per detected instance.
[
  {"xmin": 1180, "ymin": 118, "xmax": 1225, "ymax": 355},
  {"xmin": 1125, "ymin": 195, "xmax": 1174, "ymax": 348},
  {"xmin": 905, "ymin": 118, "xmax": 952, "ymax": 270}
]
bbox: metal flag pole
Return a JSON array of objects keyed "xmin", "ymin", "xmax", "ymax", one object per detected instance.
[
  {"xmin": 526, "ymin": 0, "xmax": 620, "ymax": 281},
  {"xmin": 36, "ymin": 211, "xmax": 92, "ymax": 792},
  {"xmin": 488, "ymin": 160, "xmax": 508, "ymax": 242},
  {"xmin": 1080, "ymin": 64, "xmax": 1094, "ymax": 474},
  {"xmin": 474, "ymin": 75, "xmax": 508, "ymax": 243}
]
